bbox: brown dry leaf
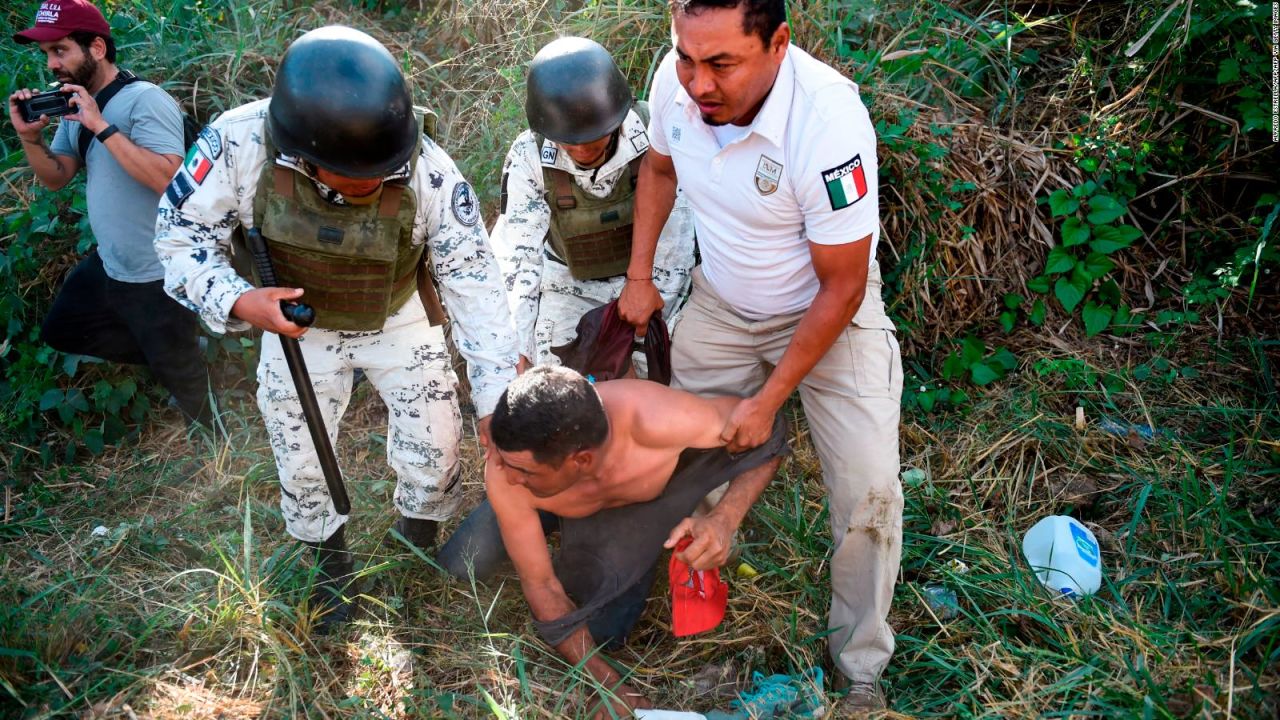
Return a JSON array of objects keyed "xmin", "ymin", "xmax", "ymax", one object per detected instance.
[{"xmin": 931, "ymin": 519, "xmax": 958, "ymax": 536}]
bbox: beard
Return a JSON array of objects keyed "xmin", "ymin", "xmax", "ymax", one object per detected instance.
[
  {"xmin": 58, "ymin": 52, "xmax": 98, "ymax": 88},
  {"xmin": 701, "ymin": 114, "xmax": 728, "ymax": 126}
]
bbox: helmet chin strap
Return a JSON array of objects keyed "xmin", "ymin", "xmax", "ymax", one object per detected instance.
[{"xmin": 575, "ymin": 129, "xmax": 621, "ymax": 183}]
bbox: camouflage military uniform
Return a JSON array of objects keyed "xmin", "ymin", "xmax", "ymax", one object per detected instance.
[
  {"xmin": 490, "ymin": 108, "xmax": 695, "ymax": 366},
  {"xmin": 154, "ymin": 99, "xmax": 519, "ymax": 543}
]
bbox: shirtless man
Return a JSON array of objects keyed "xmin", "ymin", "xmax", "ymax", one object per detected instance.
[{"xmin": 437, "ymin": 366, "xmax": 787, "ymax": 715}]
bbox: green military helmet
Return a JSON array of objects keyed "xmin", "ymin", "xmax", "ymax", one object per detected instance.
[
  {"xmin": 526, "ymin": 37, "xmax": 633, "ymax": 145},
  {"xmin": 268, "ymin": 26, "xmax": 418, "ymax": 179}
]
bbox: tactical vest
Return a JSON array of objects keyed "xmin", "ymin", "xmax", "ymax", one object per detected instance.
[
  {"xmin": 250, "ymin": 109, "xmax": 437, "ymax": 332},
  {"xmin": 536, "ymin": 102, "xmax": 649, "ymax": 282}
]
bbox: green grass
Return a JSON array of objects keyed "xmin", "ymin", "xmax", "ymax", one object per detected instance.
[
  {"xmin": 1, "ymin": 0, "xmax": 1277, "ymax": 718},
  {"xmin": 1, "ymin": 341, "xmax": 1275, "ymax": 718}
]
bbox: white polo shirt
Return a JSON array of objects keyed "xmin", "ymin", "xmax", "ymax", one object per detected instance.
[{"xmin": 649, "ymin": 44, "xmax": 879, "ymax": 319}]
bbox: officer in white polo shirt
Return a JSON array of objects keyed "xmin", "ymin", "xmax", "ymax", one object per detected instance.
[{"xmin": 617, "ymin": 0, "xmax": 903, "ymax": 711}]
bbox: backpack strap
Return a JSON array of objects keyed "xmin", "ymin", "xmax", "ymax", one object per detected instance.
[{"xmin": 77, "ymin": 70, "xmax": 140, "ymax": 161}]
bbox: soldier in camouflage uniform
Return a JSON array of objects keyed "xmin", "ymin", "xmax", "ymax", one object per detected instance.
[
  {"xmin": 491, "ymin": 37, "xmax": 695, "ymax": 370},
  {"xmin": 154, "ymin": 26, "xmax": 519, "ymax": 628}
]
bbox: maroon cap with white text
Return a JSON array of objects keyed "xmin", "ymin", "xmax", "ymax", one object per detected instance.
[{"xmin": 13, "ymin": 0, "xmax": 111, "ymax": 44}]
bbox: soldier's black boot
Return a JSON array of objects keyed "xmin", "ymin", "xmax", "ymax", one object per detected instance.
[
  {"xmin": 305, "ymin": 525, "xmax": 356, "ymax": 632},
  {"xmin": 393, "ymin": 516, "xmax": 439, "ymax": 550}
]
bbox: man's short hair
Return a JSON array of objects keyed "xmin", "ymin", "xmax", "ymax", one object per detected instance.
[
  {"xmin": 69, "ymin": 31, "xmax": 116, "ymax": 63},
  {"xmin": 491, "ymin": 366, "xmax": 609, "ymax": 467},
  {"xmin": 670, "ymin": 0, "xmax": 787, "ymax": 47}
]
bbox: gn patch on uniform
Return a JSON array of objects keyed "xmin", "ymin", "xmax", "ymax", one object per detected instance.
[{"xmin": 822, "ymin": 154, "xmax": 868, "ymax": 210}]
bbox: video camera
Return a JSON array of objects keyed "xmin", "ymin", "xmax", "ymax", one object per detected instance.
[{"xmin": 17, "ymin": 88, "xmax": 72, "ymax": 123}]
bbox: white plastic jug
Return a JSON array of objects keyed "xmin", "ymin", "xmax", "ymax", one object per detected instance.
[{"xmin": 1021, "ymin": 515, "xmax": 1102, "ymax": 597}]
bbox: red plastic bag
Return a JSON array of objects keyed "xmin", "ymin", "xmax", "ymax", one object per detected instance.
[{"xmin": 669, "ymin": 537, "xmax": 728, "ymax": 637}]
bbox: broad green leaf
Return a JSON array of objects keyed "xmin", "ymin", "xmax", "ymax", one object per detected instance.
[
  {"xmin": 62, "ymin": 353, "xmax": 83, "ymax": 378},
  {"xmin": 1081, "ymin": 252, "xmax": 1116, "ymax": 281},
  {"xmin": 39, "ymin": 388, "xmax": 63, "ymax": 411},
  {"xmin": 1047, "ymin": 189, "xmax": 1078, "ymax": 217},
  {"xmin": 1055, "ymin": 277, "xmax": 1085, "ymax": 312},
  {"xmin": 1099, "ymin": 278, "xmax": 1123, "ymax": 305},
  {"xmin": 999, "ymin": 311, "xmax": 1016, "ymax": 333},
  {"xmin": 84, "ymin": 429, "xmax": 105, "ymax": 456},
  {"xmin": 992, "ymin": 347, "xmax": 1018, "ymax": 371},
  {"xmin": 1027, "ymin": 275, "xmax": 1051, "ymax": 294},
  {"xmin": 941, "ymin": 351, "xmax": 967, "ymax": 380},
  {"xmin": 917, "ymin": 391, "xmax": 936, "ymax": 413},
  {"xmin": 1029, "ymin": 298, "xmax": 1047, "ymax": 326},
  {"xmin": 970, "ymin": 362, "xmax": 1001, "ymax": 386},
  {"xmin": 66, "ymin": 389, "xmax": 90, "ymax": 412},
  {"xmin": 1082, "ymin": 301, "xmax": 1114, "ymax": 336},
  {"xmin": 1003, "ymin": 293, "xmax": 1024, "ymax": 310},
  {"xmin": 1087, "ymin": 195, "xmax": 1127, "ymax": 224},
  {"xmin": 1062, "ymin": 217, "xmax": 1091, "ymax": 247},
  {"xmin": 1045, "ymin": 246, "xmax": 1077, "ymax": 274},
  {"xmin": 1091, "ymin": 224, "xmax": 1142, "ymax": 253},
  {"xmin": 960, "ymin": 336, "xmax": 986, "ymax": 366},
  {"xmin": 1217, "ymin": 58, "xmax": 1240, "ymax": 83}
]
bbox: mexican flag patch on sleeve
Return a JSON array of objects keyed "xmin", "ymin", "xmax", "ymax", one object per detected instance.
[
  {"xmin": 183, "ymin": 144, "xmax": 213, "ymax": 185},
  {"xmin": 821, "ymin": 154, "xmax": 868, "ymax": 210}
]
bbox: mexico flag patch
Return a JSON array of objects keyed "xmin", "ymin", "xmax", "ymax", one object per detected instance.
[
  {"xmin": 821, "ymin": 154, "xmax": 868, "ymax": 210},
  {"xmin": 183, "ymin": 145, "xmax": 213, "ymax": 185}
]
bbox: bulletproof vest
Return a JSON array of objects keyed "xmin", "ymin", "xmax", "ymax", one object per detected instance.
[
  {"xmin": 537, "ymin": 102, "xmax": 649, "ymax": 282},
  {"xmin": 250, "ymin": 109, "xmax": 436, "ymax": 331}
]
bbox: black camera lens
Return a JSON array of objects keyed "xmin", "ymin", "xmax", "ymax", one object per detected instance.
[{"xmin": 19, "ymin": 90, "xmax": 71, "ymax": 123}]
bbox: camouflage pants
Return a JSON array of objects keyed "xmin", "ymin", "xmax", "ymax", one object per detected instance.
[
  {"xmin": 256, "ymin": 299, "xmax": 463, "ymax": 543},
  {"xmin": 532, "ymin": 195, "xmax": 696, "ymax": 368}
]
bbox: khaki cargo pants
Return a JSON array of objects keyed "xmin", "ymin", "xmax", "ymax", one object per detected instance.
[{"xmin": 673, "ymin": 264, "xmax": 903, "ymax": 683}]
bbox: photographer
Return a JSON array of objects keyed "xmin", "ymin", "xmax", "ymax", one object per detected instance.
[{"xmin": 9, "ymin": 0, "xmax": 210, "ymax": 426}]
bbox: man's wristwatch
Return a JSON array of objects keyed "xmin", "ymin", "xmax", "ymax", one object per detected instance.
[{"xmin": 95, "ymin": 124, "xmax": 120, "ymax": 143}]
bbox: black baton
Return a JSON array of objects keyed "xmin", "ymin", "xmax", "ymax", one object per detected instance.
[{"xmin": 246, "ymin": 228, "xmax": 351, "ymax": 515}]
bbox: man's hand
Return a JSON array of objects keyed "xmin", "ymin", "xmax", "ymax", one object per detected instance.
[
  {"xmin": 477, "ymin": 414, "xmax": 493, "ymax": 453},
  {"xmin": 230, "ymin": 287, "xmax": 309, "ymax": 338},
  {"xmin": 59, "ymin": 84, "xmax": 108, "ymax": 135},
  {"xmin": 664, "ymin": 513, "xmax": 736, "ymax": 572},
  {"xmin": 616, "ymin": 278, "xmax": 663, "ymax": 338},
  {"xmin": 721, "ymin": 394, "xmax": 781, "ymax": 453},
  {"xmin": 590, "ymin": 681, "xmax": 653, "ymax": 720},
  {"xmin": 516, "ymin": 355, "xmax": 532, "ymax": 374},
  {"xmin": 8, "ymin": 89, "xmax": 52, "ymax": 140}
]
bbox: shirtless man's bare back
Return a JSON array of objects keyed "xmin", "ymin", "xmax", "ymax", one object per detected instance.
[{"xmin": 437, "ymin": 366, "xmax": 787, "ymax": 716}]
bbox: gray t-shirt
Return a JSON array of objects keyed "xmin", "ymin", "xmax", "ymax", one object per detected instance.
[{"xmin": 50, "ymin": 80, "xmax": 184, "ymax": 283}]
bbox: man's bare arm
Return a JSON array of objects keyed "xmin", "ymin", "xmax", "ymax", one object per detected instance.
[
  {"xmin": 617, "ymin": 149, "xmax": 678, "ymax": 334},
  {"xmin": 485, "ymin": 459, "xmax": 641, "ymax": 705},
  {"xmin": 613, "ymin": 381, "xmax": 740, "ymax": 451},
  {"xmin": 664, "ymin": 456, "xmax": 782, "ymax": 571},
  {"xmin": 720, "ymin": 236, "xmax": 871, "ymax": 452}
]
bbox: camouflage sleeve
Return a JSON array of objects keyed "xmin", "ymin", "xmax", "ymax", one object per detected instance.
[
  {"xmin": 488, "ymin": 132, "xmax": 549, "ymax": 362},
  {"xmin": 415, "ymin": 141, "xmax": 520, "ymax": 417},
  {"xmin": 154, "ymin": 106, "xmax": 267, "ymax": 335}
]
